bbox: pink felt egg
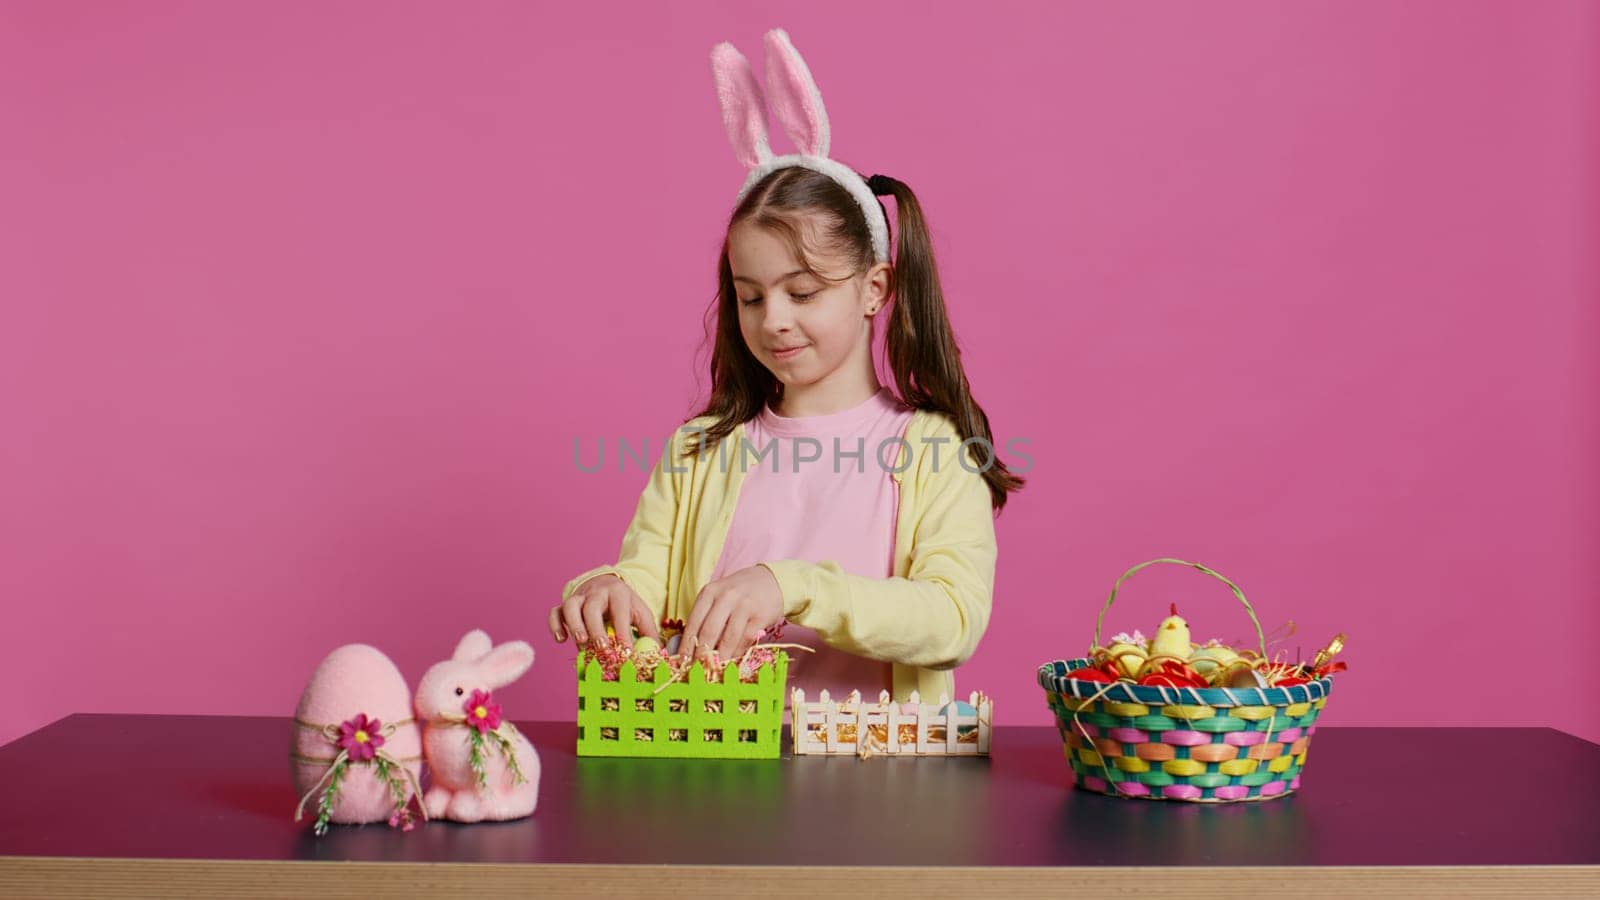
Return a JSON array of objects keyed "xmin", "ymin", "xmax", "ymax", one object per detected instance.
[{"xmin": 290, "ymin": 644, "xmax": 422, "ymax": 827}]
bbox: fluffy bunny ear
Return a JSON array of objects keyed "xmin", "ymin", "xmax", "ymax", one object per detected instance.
[
  {"xmin": 763, "ymin": 28, "xmax": 830, "ymax": 158},
  {"xmin": 453, "ymin": 629, "xmax": 492, "ymax": 662},
  {"xmin": 480, "ymin": 641, "xmax": 535, "ymax": 690},
  {"xmin": 711, "ymin": 41, "xmax": 772, "ymax": 168}
]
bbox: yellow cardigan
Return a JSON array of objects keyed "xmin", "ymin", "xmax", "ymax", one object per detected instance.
[{"xmin": 560, "ymin": 408, "xmax": 998, "ymax": 701}]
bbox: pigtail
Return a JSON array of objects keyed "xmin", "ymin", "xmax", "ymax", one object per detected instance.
[{"xmin": 876, "ymin": 176, "xmax": 1025, "ymax": 512}]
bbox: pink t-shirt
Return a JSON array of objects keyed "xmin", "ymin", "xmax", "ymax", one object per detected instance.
[{"xmin": 708, "ymin": 386, "xmax": 915, "ymax": 698}]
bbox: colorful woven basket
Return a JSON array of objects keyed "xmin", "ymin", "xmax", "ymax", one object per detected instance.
[{"xmin": 1036, "ymin": 558, "xmax": 1337, "ymax": 803}]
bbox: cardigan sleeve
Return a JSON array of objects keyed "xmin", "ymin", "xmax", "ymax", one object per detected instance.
[
  {"xmin": 559, "ymin": 424, "xmax": 687, "ymax": 624},
  {"xmin": 757, "ymin": 414, "xmax": 998, "ymax": 670}
]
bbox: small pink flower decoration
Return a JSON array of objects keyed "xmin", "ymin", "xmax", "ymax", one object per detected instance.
[
  {"xmin": 463, "ymin": 689, "xmax": 503, "ymax": 734},
  {"xmin": 337, "ymin": 713, "xmax": 385, "ymax": 762}
]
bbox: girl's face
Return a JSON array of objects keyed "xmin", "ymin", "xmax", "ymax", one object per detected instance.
[{"xmin": 727, "ymin": 218, "xmax": 887, "ymax": 390}]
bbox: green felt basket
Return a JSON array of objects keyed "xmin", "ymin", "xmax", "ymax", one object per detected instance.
[{"xmin": 575, "ymin": 653, "xmax": 789, "ymax": 758}]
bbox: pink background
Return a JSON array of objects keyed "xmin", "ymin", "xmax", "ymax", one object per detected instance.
[{"xmin": 3, "ymin": 1, "xmax": 1597, "ymax": 749}]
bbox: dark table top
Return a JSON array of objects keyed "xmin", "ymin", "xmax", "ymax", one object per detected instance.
[{"xmin": 1, "ymin": 715, "xmax": 1596, "ymax": 868}]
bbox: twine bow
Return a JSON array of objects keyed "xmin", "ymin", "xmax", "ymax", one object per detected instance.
[
  {"xmin": 291, "ymin": 717, "xmax": 428, "ymax": 832},
  {"xmin": 427, "ymin": 712, "xmax": 531, "ymax": 790}
]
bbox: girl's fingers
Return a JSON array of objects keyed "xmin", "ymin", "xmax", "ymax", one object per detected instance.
[
  {"xmin": 561, "ymin": 596, "xmax": 589, "ymax": 645},
  {"xmin": 581, "ymin": 596, "xmax": 609, "ymax": 650},
  {"xmin": 717, "ymin": 611, "xmax": 749, "ymax": 664},
  {"xmin": 632, "ymin": 599, "xmax": 662, "ymax": 639},
  {"xmin": 607, "ymin": 592, "xmax": 633, "ymax": 650},
  {"xmin": 548, "ymin": 606, "xmax": 567, "ymax": 642},
  {"xmin": 740, "ymin": 622, "xmax": 764, "ymax": 659},
  {"xmin": 691, "ymin": 600, "xmax": 733, "ymax": 667},
  {"xmin": 680, "ymin": 590, "xmax": 714, "ymax": 661}
]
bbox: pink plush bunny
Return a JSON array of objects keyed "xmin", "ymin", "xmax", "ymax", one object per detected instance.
[{"xmin": 415, "ymin": 629, "xmax": 541, "ymax": 821}]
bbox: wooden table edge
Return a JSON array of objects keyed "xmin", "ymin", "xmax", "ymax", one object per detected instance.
[{"xmin": 3, "ymin": 857, "xmax": 1598, "ymax": 897}]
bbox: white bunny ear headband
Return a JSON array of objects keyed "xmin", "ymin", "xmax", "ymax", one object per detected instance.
[{"xmin": 710, "ymin": 28, "xmax": 892, "ymax": 264}]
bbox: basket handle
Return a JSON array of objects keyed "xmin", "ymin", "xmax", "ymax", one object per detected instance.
[{"xmin": 1093, "ymin": 558, "xmax": 1268, "ymax": 660}]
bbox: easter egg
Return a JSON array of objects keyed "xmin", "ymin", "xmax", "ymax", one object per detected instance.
[
  {"xmin": 290, "ymin": 644, "xmax": 422, "ymax": 827},
  {"xmin": 1227, "ymin": 667, "xmax": 1269, "ymax": 689},
  {"xmin": 1210, "ymin": 658, "xmax": 1256, "ymax": 686},
  {"xmin": 937, "ymin": 701, "xmax": 980, "ymax": 739},
  {"xmin": 1188, "ymin": 644, "xmax": 1239, "ymax": 679},
  {"xmin": 1104, "ymin": 642, "xmax": 1147, "ymax": 679},
  {"xmin": 604, "ymin": 622, "xmax": 643, "ymax": 643},
  {"xmin": 633, "ymin": 635, "xmax": 660, "ymax": 655},
  {"xmin": 1067, "ymin": 666, "xmax": 1115, "ymax": 683}
]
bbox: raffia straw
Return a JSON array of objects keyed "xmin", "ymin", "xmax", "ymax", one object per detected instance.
[
  {"xmin": 651, "ymin": 664, "xmax": 691, "ymax": 696},
  {"xmin": 1231, "ymin": 619, "xmax": 1296, "ymax": 654},
  {"xmin": 858, "ymin": 727, "xmax": 887, "ymax": 760},
  {"xmin": 649, "ymin": 641, "xmax": 815, "ymax": 696},
  {"xmin": 855, "ymin": 693, "xmax": 893, "ymax": 760},
  {"xmin": 737, "ymin": 641, "xmax": 814, "ymax": 668}
]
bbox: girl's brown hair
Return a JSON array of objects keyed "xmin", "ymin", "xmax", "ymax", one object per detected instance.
[{"xmin": 686, "ymin": 166, "xmax": 1024, "ymax": 512}]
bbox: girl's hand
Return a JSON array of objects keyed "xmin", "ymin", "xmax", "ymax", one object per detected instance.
[
  {"xmin": 680, "ymin": 565, "xmax": 784, "ymax": 664},
  {"xmin": 550, "ymin": 574, "xmax": 661, "ymax": 650}
]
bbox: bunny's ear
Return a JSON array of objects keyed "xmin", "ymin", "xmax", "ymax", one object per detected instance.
[
  {"xmin": 480, "ymin": 641, "xmax": 535, "ymax": 690},
  {"xmin": 711, "ymin": 41, "xmax": 773, "ymax": 168},
  {"xmin": 453, "ymin": 629, "xmax": 492, "ymax": 662},
  {"xmin": 763, "ymin": 28, "xmax": 830, "ymax": 158}
]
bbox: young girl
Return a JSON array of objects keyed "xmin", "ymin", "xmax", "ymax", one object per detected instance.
[{"xmin": 548, "ymin": 29, "xmax": 1023, "ymax": 703}]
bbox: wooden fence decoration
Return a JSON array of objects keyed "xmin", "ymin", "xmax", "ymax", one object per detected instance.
[{"xmin": 790, "ymin": 688, "xmax": 992, "ymax": 757}]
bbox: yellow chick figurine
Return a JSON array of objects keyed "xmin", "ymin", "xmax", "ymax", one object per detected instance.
[{"xmin": 1149, "ymin": 603, "xmax": 1193, "ymax": 661}]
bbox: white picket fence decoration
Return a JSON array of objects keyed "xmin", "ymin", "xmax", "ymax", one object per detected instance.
[{"xmin": 790, "ymin": 688, "xmax": 992, "ymax": 756}]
